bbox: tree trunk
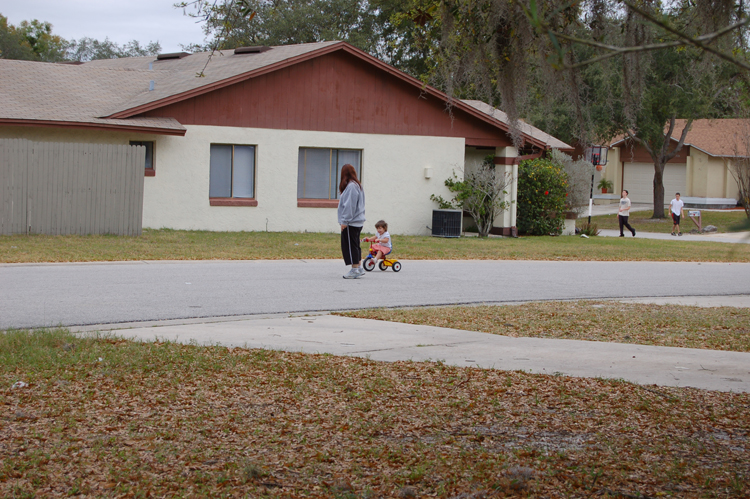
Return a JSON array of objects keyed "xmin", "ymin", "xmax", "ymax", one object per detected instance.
[{"xmin": 652, "ymin": 162, "xmax": 666, "ymax": 218}]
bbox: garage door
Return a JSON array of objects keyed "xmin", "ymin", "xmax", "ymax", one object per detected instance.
[{"xmin": 622, "ymin": 162, "xmax": 686, "ymax": 204}]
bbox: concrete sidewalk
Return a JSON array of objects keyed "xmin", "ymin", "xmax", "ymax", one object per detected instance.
[
  {"xmin": 74, "ymin": 295, "xmax": 750, "ymax": 393},
  {"xmin": 599, "ymin": 228, "xmax": 750, "ymax": 243}
]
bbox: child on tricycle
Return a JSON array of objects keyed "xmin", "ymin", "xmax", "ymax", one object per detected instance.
[{"xmin": 361, "ymin": 220, "xmax": 401, "ymax": 272}]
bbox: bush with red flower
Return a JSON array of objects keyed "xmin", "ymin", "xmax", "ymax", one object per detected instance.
[{"xmin": 517, "ymin": 157, "xmax": 569, "ymax": 235}]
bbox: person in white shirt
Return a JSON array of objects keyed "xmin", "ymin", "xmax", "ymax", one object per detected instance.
[
  {"xmin": 363, "ymin": 220, "xmax": 392, "ymax": 263},
  {"xmin": 669, "ymin": 192, "xmax": 685, "ymax": 236},
  {"xmin": 618, "ymin": 189, "xmax": 636, "ymax": 237}
]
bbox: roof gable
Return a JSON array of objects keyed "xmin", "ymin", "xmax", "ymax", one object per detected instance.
[
  {"xmin": 102, "ymin": 42, "xmax": 562, "ymax": 149},
  {"xmin": 134, "ymin": 50, "xmax": 528, "ymax": 146}
]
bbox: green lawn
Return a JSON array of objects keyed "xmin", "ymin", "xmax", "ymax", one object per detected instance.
[
  {"xmin": 2, "ymin": 228, "xmax": 750, "ymax": 263},
  {"xmin": 587, "ymin": 208, "xmax": 748, "ymax": 233},
  {"xmin": 2, "ymin": 328, "xmax": 748, "ymax": 498}
]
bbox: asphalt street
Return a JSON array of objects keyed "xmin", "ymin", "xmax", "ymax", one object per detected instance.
[{"xmin": 2, "ymin": 259, "xmax": 749, "ymax": 329}]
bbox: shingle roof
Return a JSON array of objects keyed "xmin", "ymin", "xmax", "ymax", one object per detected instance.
[
  {"xmin": 611, "ymin": 119, "xmax": 750, "ymax": 157},
  {"xmin": 670, "ymin": 119, "xmax": 750, "ymax": 157},
  {"xmin": 0, "ymin": 59, "xmax": 186, "ymax": 134},
  {"xmin": 1, "ymin": 41, "xmax": 569, "ymax": 148},
  {"xmin": 462, "ymin": 100, "xmax": 574, "ymax": 151}
]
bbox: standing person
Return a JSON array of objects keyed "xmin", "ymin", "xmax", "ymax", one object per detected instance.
[
  {"xmin": 669, "ymin": 192, "xmax": 685, "ymax": 236},
  {"xmin": 618, "ymin": 189, "xmax": 636, "ymax": 237},
  {"xmin": 338, "ymin": 164, "xmax": 366, "ymax": 279}
]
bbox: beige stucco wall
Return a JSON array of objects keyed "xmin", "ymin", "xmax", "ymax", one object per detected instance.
[
  {"xmin": 602, "ymin": 146, "xmax": 621, "ymax": 193},
  {"xmin": 146, "ymin": 125, "xmax": 465, "ymax": 235},
  {"xmin": 724, "ymin": 159, "xmax": 741, "ymax": 199},
  {"xmin": 687, "ymin": 148, "xmax": 741, "ymax": 198}
]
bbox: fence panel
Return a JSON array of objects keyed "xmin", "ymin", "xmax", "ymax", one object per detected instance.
[{"xmin": 0, "ymin": 139, "xmax": 145, "ymax": 236}]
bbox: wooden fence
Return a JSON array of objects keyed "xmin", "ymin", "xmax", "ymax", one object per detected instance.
[{"xmin": 0, "ymin": 139, "xmax": 145, "ymax": 236}]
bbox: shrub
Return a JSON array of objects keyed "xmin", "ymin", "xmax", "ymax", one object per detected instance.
[
  {"xmin": 430, "ymin": 156, "xmax": 512, "ymax": 238},
  {"xmin": 577, "ymin": 222, "xmax": 601, "ymax": 236},
  {"xmin": 517, "ymin": 157, "xmax": 569, "ymax": 235},
  {"xmin": 548, "ymin": 149, "xmax": 593, "ymax": 214}
]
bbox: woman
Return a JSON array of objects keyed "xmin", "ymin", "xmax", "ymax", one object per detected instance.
[{"xmin": 337, "ymin": 164, "xmax": 366, "ymax": 279}]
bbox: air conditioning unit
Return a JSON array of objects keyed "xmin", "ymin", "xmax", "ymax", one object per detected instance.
[{"xmin": 431, "ymin": 209, "xmax": 462, "ymax": 237}]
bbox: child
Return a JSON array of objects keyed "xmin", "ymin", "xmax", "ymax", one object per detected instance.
[
  {"xmin": 669, "ymin": 192, "xmax": 685, "ymax": 236},
  {"xmin": 363, "ymin": 220, "xmax": 392, "ymax": 263}
]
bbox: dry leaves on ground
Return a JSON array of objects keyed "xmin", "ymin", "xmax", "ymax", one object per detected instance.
[
  {"xmin": 340, "ymin": 301, "xmax": 750, "ymax": 352},
  {"xmin": 1, "ymin": 330, "xmax": 748, "ymax": 498}
]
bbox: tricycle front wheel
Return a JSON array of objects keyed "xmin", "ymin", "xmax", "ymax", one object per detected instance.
[{"xmin": 363, "ymin": 258, "xmax": 376, "ymax": 271}]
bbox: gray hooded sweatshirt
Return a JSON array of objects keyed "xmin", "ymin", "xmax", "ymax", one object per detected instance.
[{"xmin": 337, "ymin": 181, "xmax": 366, "ymax": 226}]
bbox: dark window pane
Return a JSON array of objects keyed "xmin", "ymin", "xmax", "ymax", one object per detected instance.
[{"xmin": 209, "ymin": 144, "xmax": 232, "ymax": 198}]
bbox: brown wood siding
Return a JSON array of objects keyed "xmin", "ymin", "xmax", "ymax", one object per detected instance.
[
  {"xmin": 617, "ymin": 141, "xmax": 689, "ymax": 164},
  {"xmin": 138, "ymin": 52, "xmax": 512, "ymax": 147}
]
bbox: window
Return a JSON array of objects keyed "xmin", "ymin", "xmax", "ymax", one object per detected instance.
[
  {"xmin": 130, "ymin": 141, "xmax": 155, "ymax": 176},
  {"xmin": 297, "ymin": 148, "xmax": 362, "ymax": 204},
  {"xmin": 209, "ymin": 144, "xmax": 257, "ymax": 206}
]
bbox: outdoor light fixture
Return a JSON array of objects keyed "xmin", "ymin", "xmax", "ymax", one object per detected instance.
[{"xmin": 584, "ymin": 145, "xmax": 609, "ymax": 224}]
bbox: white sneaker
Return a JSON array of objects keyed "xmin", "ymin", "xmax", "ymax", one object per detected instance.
[
  {"xmin": 343, "ymin": 268, "xmax": 361, "ymax": 279},
  {"xmin": 357, "ymin": 266, "xmax": 365, "ymax": 276}
]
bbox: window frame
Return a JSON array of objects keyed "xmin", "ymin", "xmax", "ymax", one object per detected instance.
[
  {"xmin": 297, "ymin": 147, "xmax": 362, "ymax": 207},
  {"xmin": 129, "ymin": 140, "xmax": 155, "ymax": 176},
  {"xmin": 209, "ymin": 143, "xmax": 258, "ymax": 207}
]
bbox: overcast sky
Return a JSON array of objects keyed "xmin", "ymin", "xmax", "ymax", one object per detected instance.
[{"xmin": 1, "ymin": 0, "xmax": 207, "ymax": 53}]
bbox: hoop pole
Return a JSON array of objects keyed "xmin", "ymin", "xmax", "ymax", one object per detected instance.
[{"xmin": 588, "ymin": 173, "xmax": 594, "ymax": 224}]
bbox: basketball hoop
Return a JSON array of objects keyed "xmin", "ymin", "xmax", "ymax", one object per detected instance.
[{"xmin": 583, "ymin": 145, "xmax": 609, "ymax": 224}]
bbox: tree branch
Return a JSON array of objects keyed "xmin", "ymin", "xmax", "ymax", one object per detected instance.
[
  {"xmin": 623, "ymin": 1, "xmax": 750, "ymax": 71},
  {"xmin": 664, "ymin": 118, "xmax": 693, "ymax": 163}
]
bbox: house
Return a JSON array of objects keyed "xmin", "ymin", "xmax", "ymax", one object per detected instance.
[
  {"xmin": 0, "ymin": 41, "xmax": 572, "ymax": 236},
  {"xmin": 601, "ymin": 120, "xmax": 744, "ymax": 208}
]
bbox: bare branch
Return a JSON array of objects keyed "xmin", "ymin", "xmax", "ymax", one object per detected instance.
[{"xmin": 664, "ymin": 118, "xmax": 693, "ymax": 163}]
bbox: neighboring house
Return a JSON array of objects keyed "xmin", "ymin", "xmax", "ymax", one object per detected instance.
[
  {"xmin": 0, "ymin": 41, "xmax": 572, "ymax": 235},
  {"xmin": 602, "ymin": 120, "xmax": 744, "ymax": 208}
]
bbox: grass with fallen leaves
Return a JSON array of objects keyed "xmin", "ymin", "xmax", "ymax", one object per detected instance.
[
  {"xmin": 2, "ymin": 229, "xmax": 750, "ymax": 263},
  {"xmin": 1, "ymin": 329, "xmax": 748, "ymax": 498},
  {"xmin": 340, "ymin": 301, "xmax": 750, "ymax": 353}
]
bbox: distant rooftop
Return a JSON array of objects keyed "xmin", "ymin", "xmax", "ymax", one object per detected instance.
[{"xmin": 462, "ymin": 100, "xmax": 573, "ymax": 151}]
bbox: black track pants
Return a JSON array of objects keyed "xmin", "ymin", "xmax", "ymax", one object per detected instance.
[
  {"xmin": 341, "ymin": 225, "xmax": 362, "ymax": 266},
  {"xmin": 618, "ymin": 215, "xmax": 635, "ymax": 236}
]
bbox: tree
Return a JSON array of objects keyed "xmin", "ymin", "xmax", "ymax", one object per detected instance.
[
  {"xmin": 175, "ymin": 0, "xmax": 431, "ymax": 76},
  {"xmin": 731, "ymin": 121, "xmax": 750, "ymax": 219},
  {"xmin": 15, "ymin": 19, "xmax": 68, "ymax": 62},
  {"xmin": 0, "ymin": 15, "xmax": 66, "ymax": 62},
  {"xmin": 179, "ymin": 1, "xmax": 380, "ymax": 52},
  {"xmin": 0, "ymin": 14, "xmax": 160, "ymax": 62},
  {"xmin": 390, "ymin": 1, "xmax": 749, "ymax": 218},
  {"xmin": 65, "ymin": 37, "xmax": 161, "ymax": 62},
  {"xmin": 430, "ymin": 156, "xmax": 512, "ymax": 237},
  {"xmin": 0, "ymin": 14, "xmax": 35, "ymax": 60}
]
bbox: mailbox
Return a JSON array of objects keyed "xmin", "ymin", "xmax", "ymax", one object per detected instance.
[{"xmin": 688, "ymin": 210, "xmax": 702, "ymax": 231}]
